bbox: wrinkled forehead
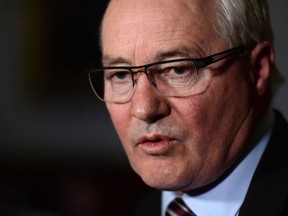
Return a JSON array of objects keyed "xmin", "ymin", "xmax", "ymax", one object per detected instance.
[
  {"xmin": 105, "ymin": 0, "xmax": 205, "ymax": 16},
  {"xmin": 101, "ymin": 0, "xmax": 218, "ymax": 64},
  {"xmin": 103, "ymin": 0, "xmax": 214, "ymax": 31}
]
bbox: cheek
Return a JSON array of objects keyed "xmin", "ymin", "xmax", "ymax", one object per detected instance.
[
  {"xmin": 177, "ymin": 69, "xmax": 253, "ymax": 156},
  {"xmin": 169, "ymin": 97, "xmax": 213, "ymax": 166},
  {"xmin": 107, "ymin": 104, "xmax": 131, "ymax": 143}
]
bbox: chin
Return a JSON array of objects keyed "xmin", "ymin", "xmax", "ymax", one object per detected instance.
[
  {"xmin": 129, "ymin": 154, "xmax": 200, "ymax": 190},
  {"xmin": 144, "ymin": 178, "xmax": 193, "ymax": 191},
  {"xmin": 138, "ymin": 168, "xmax": 194, "ymax": 191}
]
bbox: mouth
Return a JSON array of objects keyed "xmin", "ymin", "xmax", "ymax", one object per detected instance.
[{"xmin": 136, "ymin": 135, "xmax": 176, "ymax": 155}]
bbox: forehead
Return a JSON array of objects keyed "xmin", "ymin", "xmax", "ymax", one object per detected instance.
[
  {"xmin": 105, "ymin": 0, "xmax": 208, "ymax": 17},
  {"xmin": 102, "ymin": 0, "xmax": 218, "ymax": 64}
]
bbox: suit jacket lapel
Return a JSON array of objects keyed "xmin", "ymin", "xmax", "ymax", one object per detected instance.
[{"xmin": 239, "ymin": 111, "xmax": 288, "ymax": 215}]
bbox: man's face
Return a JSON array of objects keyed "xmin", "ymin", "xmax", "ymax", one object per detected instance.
[{"xmin": 102, "ymin": 0, "xmax": 256, "ymax": 191}]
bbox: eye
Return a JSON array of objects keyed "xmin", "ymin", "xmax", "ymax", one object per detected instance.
[
  {"xmin": 170, "ymin": 66, "xmax": 193, "ymax": 75},
  {"xmin": 105, "ymin": 70, "xmax": 131, "ymax": 83},
  {"xmin": 165, "ymin": 63, "xmax": 196, "ymax": 77},
  {"xmin": 113, "ymin": 71, "xmax": 130, "ymax": 80},
  {"xmin": 154, "ymin": 61, "xmax": 198, "ymax": 86}
]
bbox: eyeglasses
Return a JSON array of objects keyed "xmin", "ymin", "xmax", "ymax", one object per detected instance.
[{"xmin": 88, "ymin": 44, "xmax": 254, "ymax": 103}]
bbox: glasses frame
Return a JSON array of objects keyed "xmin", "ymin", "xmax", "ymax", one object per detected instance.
[{"xmin": 88, "ymin": 43, "xmax": 256, "ymax": 103}]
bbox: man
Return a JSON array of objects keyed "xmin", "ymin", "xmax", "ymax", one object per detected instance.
[{"xmin": 88, "ymin": 0, "xmax": 288, "ymax": 215}]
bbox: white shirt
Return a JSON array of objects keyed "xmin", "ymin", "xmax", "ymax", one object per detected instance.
[{"xmin": 162, "ymin": 110, "xmax": 274, "ymax": 216}]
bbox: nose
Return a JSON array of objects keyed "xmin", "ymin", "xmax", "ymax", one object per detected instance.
[{"xmin": 131, "ymin": 74, "xmax": 171, "ymax": 123}]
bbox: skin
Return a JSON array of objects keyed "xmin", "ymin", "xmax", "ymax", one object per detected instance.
[{"xmin": 101, "ymin": 0, "xmax": 274, "ymax": 192}]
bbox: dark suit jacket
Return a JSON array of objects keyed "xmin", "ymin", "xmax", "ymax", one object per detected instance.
[{"xmin": 133, "ymin": 111, "xmax": 288, "ymax": 216}]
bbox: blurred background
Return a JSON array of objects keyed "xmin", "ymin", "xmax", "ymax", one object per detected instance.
[{"xmin": 0, "ymin": 0, "xmax": 287, "ymax": 215}]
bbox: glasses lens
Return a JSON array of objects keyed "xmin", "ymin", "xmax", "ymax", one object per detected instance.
[
  {"xmin": 89, "ymin": 70, "xmax": 105, "ymax": 101},
  {"xmin": 89, "ymin": 60, "xmax": 213, "ymax": 102},
  {"xmin": 89, "ymin": 69, "xmax": 133, "ymax": 103},
  {"xmin": 148, "ymin": 60, "xmax": 211, "ymax": 97}
]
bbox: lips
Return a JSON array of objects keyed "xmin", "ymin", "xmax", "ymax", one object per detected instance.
[{"xmin": 136, "ymin": 135, "xmax": 176, "ymax": 155}]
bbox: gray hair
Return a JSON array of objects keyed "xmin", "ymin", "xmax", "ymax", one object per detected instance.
[
  {"xmin": 215, "ymin": 0, "xmax": 273, "ymax": 47},
  {"xmin": 214, "ymin": 0, "xmax": 284, "ymax": 93}
]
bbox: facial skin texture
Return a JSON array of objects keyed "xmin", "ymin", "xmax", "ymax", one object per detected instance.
[{"xmin": 101, "ymin": 0, "xmax": 274, "ymax": 191}]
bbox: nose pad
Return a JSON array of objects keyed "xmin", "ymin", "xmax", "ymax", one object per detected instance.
[
  {"xmin": 132, "ymin": 70, "xmax": 157, "ymax": 88},
  {"xmin": 147, "ymin": 74, "xmax": 157, "ymax": 88},
  {"xmin": 140, "ymin": 70, "xmax": 157, "ymax": 89},
  {"xmin": 132, "ymin": 78, "xmax": 138, "ymax": 87}
]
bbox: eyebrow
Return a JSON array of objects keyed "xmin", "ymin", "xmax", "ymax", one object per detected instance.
[
  {"xmin": 153, "ymin": 44, "xmax": 204, "ymax": 60},
  {"xmin": 102, "ymin": 56, "xmax": 132, "ymax": 67},
  {"xmin": 102, "ymin": 46, "xmax": 202, "ymax": 67},
  {"xmin": 154, "ymin": 48, "xmax": 199, "ymax": 60}
]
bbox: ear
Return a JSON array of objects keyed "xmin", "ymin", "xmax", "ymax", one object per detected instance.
[{"xmin": 250, "ymin": 41, "xmax": 275, "ymax": 97}]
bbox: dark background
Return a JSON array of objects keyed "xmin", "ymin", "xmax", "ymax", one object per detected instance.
[{"xmin": 0, "ymin": 0, "xmax": 287, "ymax": 215}]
